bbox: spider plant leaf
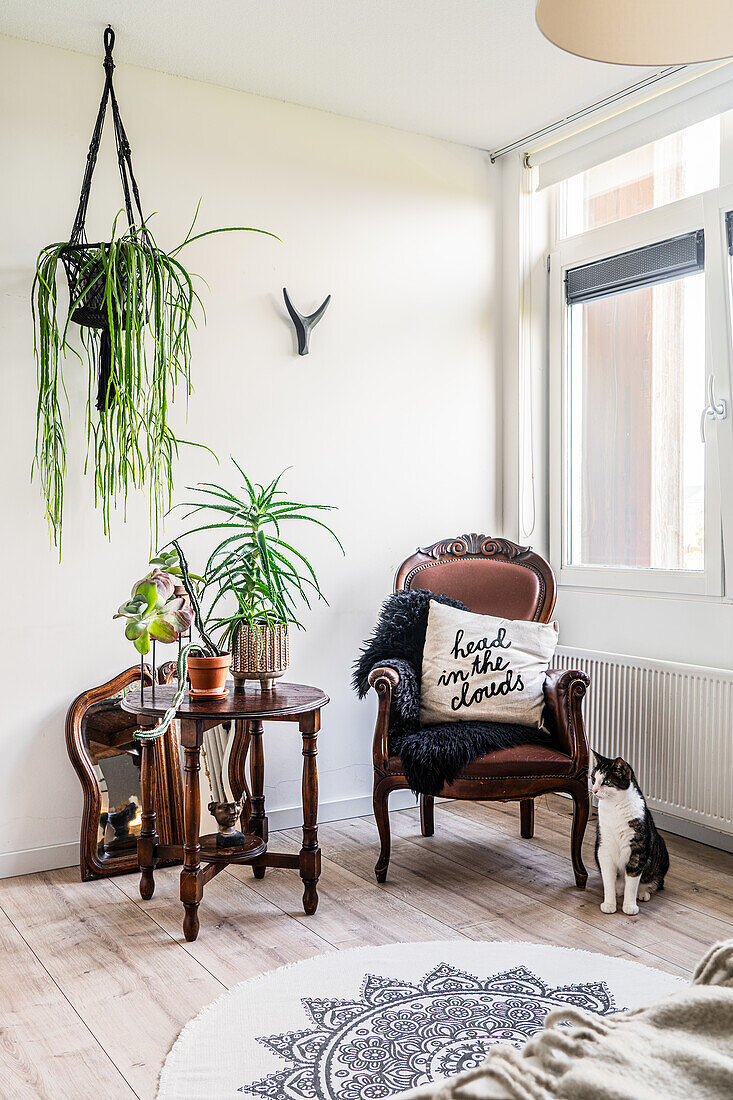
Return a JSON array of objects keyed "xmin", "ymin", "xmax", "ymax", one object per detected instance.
[{"xmin": 170, "ymin": 226, "xmax": 280, "ymax": 258}]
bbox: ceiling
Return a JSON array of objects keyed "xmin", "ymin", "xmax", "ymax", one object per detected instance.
[{"xmin": 0, "ymin": 0, "xmax": 655, "ymax": 150}]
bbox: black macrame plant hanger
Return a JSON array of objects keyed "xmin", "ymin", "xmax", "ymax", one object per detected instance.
[{"xmin": 60, "ymin": 27, "xmax": 152, "ymax": 409}]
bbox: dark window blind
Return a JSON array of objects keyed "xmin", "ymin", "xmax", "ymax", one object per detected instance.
[{"xmin": 565, "ymin": 230, "xmax": 705, "ymax": 305}]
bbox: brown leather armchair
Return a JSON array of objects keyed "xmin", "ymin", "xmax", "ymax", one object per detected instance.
[{"xmin": 370, "ymin": 535, "xmax": 590, "ymax": 887}]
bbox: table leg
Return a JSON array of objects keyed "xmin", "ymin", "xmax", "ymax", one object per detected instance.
[
  {"xmin": 299, "ymin": 710, "xmax": 321, "ymax": 915},
  {"xmin": 228, "ymin": 719, "xmax": 252, "ymax": 832},
  {"xmin": 249, "ymin": 719, "xmax": 268, "ymax": 878},
  {"xmin": 138, "ymin": 738, "xmax": 158, "ymax": 900},
  {"xmin": 180, "ymin": 724, "xmax": 203, "ymax": 942}
]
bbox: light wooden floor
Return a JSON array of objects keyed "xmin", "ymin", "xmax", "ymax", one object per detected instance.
[{"xmin": 2, "ymin": 796, "xmax": 732, "ymax": 1100}]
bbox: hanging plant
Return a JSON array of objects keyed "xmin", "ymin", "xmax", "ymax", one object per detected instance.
[{"xmin": 31, "ymin": 27, "xmax": 277, "ymax": 555}]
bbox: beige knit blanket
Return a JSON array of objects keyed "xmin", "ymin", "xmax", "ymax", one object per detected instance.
[{"xmin": 402, "ymin": 941, "xmax": 733, "ymax": 1100}]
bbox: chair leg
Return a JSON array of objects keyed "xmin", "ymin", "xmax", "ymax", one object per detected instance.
[
  {"xmin": 570, "ymin": 784, "xmax": 589, "ymax": 888},
  {"xmin": 520, "ymin": 798, "xmax": 534, "ymax": 839},
  {"xmin": 373, "ymin": 780, "xmax": 392, "ymax": 883},
  {"xmin": 420, "ymin": 794, "xmax": 434, "ymax": 837}
]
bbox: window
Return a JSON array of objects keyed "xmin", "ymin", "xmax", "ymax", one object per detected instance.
[
  {"xmin": 566, "ymin": 235, "xmax": 706, "ymax": 574},
  {"xmin": 548, "ymin": 123, "xmax": 728, "ymax": 596},
  {"xmin": 560, "ymin": 117, "xmax": 720, "ymax": 238}
]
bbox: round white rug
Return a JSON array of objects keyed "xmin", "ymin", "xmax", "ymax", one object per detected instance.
[{"xmin": 157, "ymin": 940, "xmax": 685, "ymax": 1100}]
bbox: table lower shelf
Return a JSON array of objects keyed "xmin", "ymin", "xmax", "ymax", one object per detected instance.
[
  {"xmin": 150, "ymin": 833, "xmax": 266, "ymax": 866},
  {"xmin": 150, "ymin": 840, "xmax": 310, "ymax": 874},
  {"xmin": 199, "ymin": 833, "xmax": 267, "ymax": 864}
]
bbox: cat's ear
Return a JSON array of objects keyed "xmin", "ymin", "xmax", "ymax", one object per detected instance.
[{"xmin": 613, "ymin": 757, "xmax": 630, "ymax": 777}]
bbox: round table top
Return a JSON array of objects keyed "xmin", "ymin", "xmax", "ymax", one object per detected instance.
[{"xmin": 121, "ymin": 681, "xmax": 329, "ymax": 721}]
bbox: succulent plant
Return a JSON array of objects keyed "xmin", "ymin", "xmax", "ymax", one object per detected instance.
[
  {"xmin": 114, "ymin": 567, "xmax": 193, "ymax": 655},
  {"xmin": 115, "ymin": 548, "xmax": 222, "ymax": 742},
  {"xmin": 148, "ymin": 550, "xmax": 204, "ymax": 585}
]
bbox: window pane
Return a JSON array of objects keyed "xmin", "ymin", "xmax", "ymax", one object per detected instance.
[
  {"xmin": 562, "ymin": 118, "xmax": 719, "ymax": 238},
  {"xmin": 568, "ymin": 271, "xmax": 705, "ymax": 571}
]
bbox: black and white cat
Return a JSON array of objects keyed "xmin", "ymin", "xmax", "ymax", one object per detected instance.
[{"xmin": 592, "ymin": 750, "xmax": 669, "ymax": 915}]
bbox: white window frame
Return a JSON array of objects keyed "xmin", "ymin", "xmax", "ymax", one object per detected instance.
[
  {"xmin": 705, "ymin": 183, "xmax": 733, "ymax": 586},
  {"xmin": 549, "ymin": 192, "xmax": 726, "ymax": 596}
]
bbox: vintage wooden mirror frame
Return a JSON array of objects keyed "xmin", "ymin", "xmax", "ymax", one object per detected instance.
[{"xmin": 66, "ymin": 662, "xmax": 185, "ymax": 880}]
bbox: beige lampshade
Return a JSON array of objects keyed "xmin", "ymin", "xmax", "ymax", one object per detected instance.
[{"xmin": 536, "ymin": 0, "xmax": 733, "ymax": 66}]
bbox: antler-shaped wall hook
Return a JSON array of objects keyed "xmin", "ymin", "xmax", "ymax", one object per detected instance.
[{"xmin": 283, "ymin": 288, "xmax": 331, "ymax": 355}]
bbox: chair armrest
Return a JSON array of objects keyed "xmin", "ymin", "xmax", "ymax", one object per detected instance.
[
  {"xmin": 157, "ymin": 660, "xmax": 179, "ymax": 685},
  {"xmin": 368, "ymin": 665, "xmax": 402, "ymax": 691},
  {"xmin": 543, "ymin": 668, "xmax": 590, "ymax": 768},
  {"xmin": 369, "ymin": 665, "xmax": 401, "ymax": 775}
]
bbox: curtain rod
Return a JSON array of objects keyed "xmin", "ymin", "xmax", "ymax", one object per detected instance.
[{"xmin": 488, "ymin": 65, "xmax": 687, "ymax": 163}]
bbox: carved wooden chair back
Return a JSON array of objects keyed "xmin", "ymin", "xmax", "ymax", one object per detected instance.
[{"xmin": 394, "ymin": 534, "xmax": 556, "ymax": 624}]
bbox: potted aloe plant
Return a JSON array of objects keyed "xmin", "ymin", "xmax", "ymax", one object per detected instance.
[{"xmin": 175, "ymin": 462, "xmax": 342, "ymax": 691}]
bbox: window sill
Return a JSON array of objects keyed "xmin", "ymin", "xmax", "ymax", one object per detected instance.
[{"xmin": 556, "ymin": 580, "xmax": 731, "ymax": 604}]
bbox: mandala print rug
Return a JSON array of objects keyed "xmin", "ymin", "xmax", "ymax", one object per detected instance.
[{"xmin": 157, "ymin": 940, "xmax": 684, "ymax": 1100}]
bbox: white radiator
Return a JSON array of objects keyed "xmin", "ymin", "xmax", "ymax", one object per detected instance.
[{"xmin": 556, "ymin": 646, "xmax": 733, "ymax": 839}]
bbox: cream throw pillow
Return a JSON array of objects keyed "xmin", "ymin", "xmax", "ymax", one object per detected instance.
[{"xmin": 420, "ymin": 602, "xmax": 559, "ymax": 727}]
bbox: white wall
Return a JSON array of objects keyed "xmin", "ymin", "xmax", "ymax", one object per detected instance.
[{"xmin": 0, "ymin": 35, "xmax": 501, "ymax": 876}]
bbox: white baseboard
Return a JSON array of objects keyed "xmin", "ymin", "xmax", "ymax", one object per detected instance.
[
  {"xmin": 580, "ymin": 790, "xmax": 733, "ymax": 855},
  {"xmin": 0, "ymin": 791, "xmax": 420, "ymax": 880},
  {"xmin": 0, "ymin": 841, "xmax": 79, "ymax": 881},
  {"xmin": 2, "ymin": 794, "xmax": 729, "ymax": 879},
  {"xmin": 372, "ymin": 795, "xmax": 733, "ymax": 855},
  {"xmin": 650, "ymin": 809, "xmax": 733, "ymax": 854},
  {"xmin": 266, "ymin": 789, "xmax": 418, "ymax": 833}
]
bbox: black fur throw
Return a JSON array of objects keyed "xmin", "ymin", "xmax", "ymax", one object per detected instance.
[{"xmin": 352, "ymin": 589, "xmax": 549, "ymax": 795}]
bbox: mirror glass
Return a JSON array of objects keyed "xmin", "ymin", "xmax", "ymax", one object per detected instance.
[{"xmin": 83, "ymin": 688, "xmax": 144, "ymax": 861}]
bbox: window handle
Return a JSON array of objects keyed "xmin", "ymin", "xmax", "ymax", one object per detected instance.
[{"xmin": 700, "ymin": 375, "xmax": 728, "ymax": 442}]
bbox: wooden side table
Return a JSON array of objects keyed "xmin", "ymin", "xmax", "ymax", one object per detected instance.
[{"xmin": 121, "ymin": 682, "xmax": 329, "ymax": 941}]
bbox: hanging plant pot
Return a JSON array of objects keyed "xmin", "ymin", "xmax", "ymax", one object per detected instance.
[
  {"xmin": 60, "ymin": 240, "xmax": 144, "ymax": 410},
  {"xmin": 57, "ymin": 29, "xmax": 149, "ymax": 413},
  {"xmin": 61, "ymin": 243, "xmax": 123, "ymax": 328},
  {"xmin": 30, "ymin": 26, "xmax": 278, "ymax": 554}
]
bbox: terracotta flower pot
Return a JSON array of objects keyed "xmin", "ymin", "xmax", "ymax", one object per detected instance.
[{"xmin": 188, "ymin": 653, "xmax": 231, "ymax": 698}]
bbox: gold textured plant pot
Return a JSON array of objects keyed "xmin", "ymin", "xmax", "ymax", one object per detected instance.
[{"xmin": 232, "ymin": 621, "xmax": 289, "ymax": 691}]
